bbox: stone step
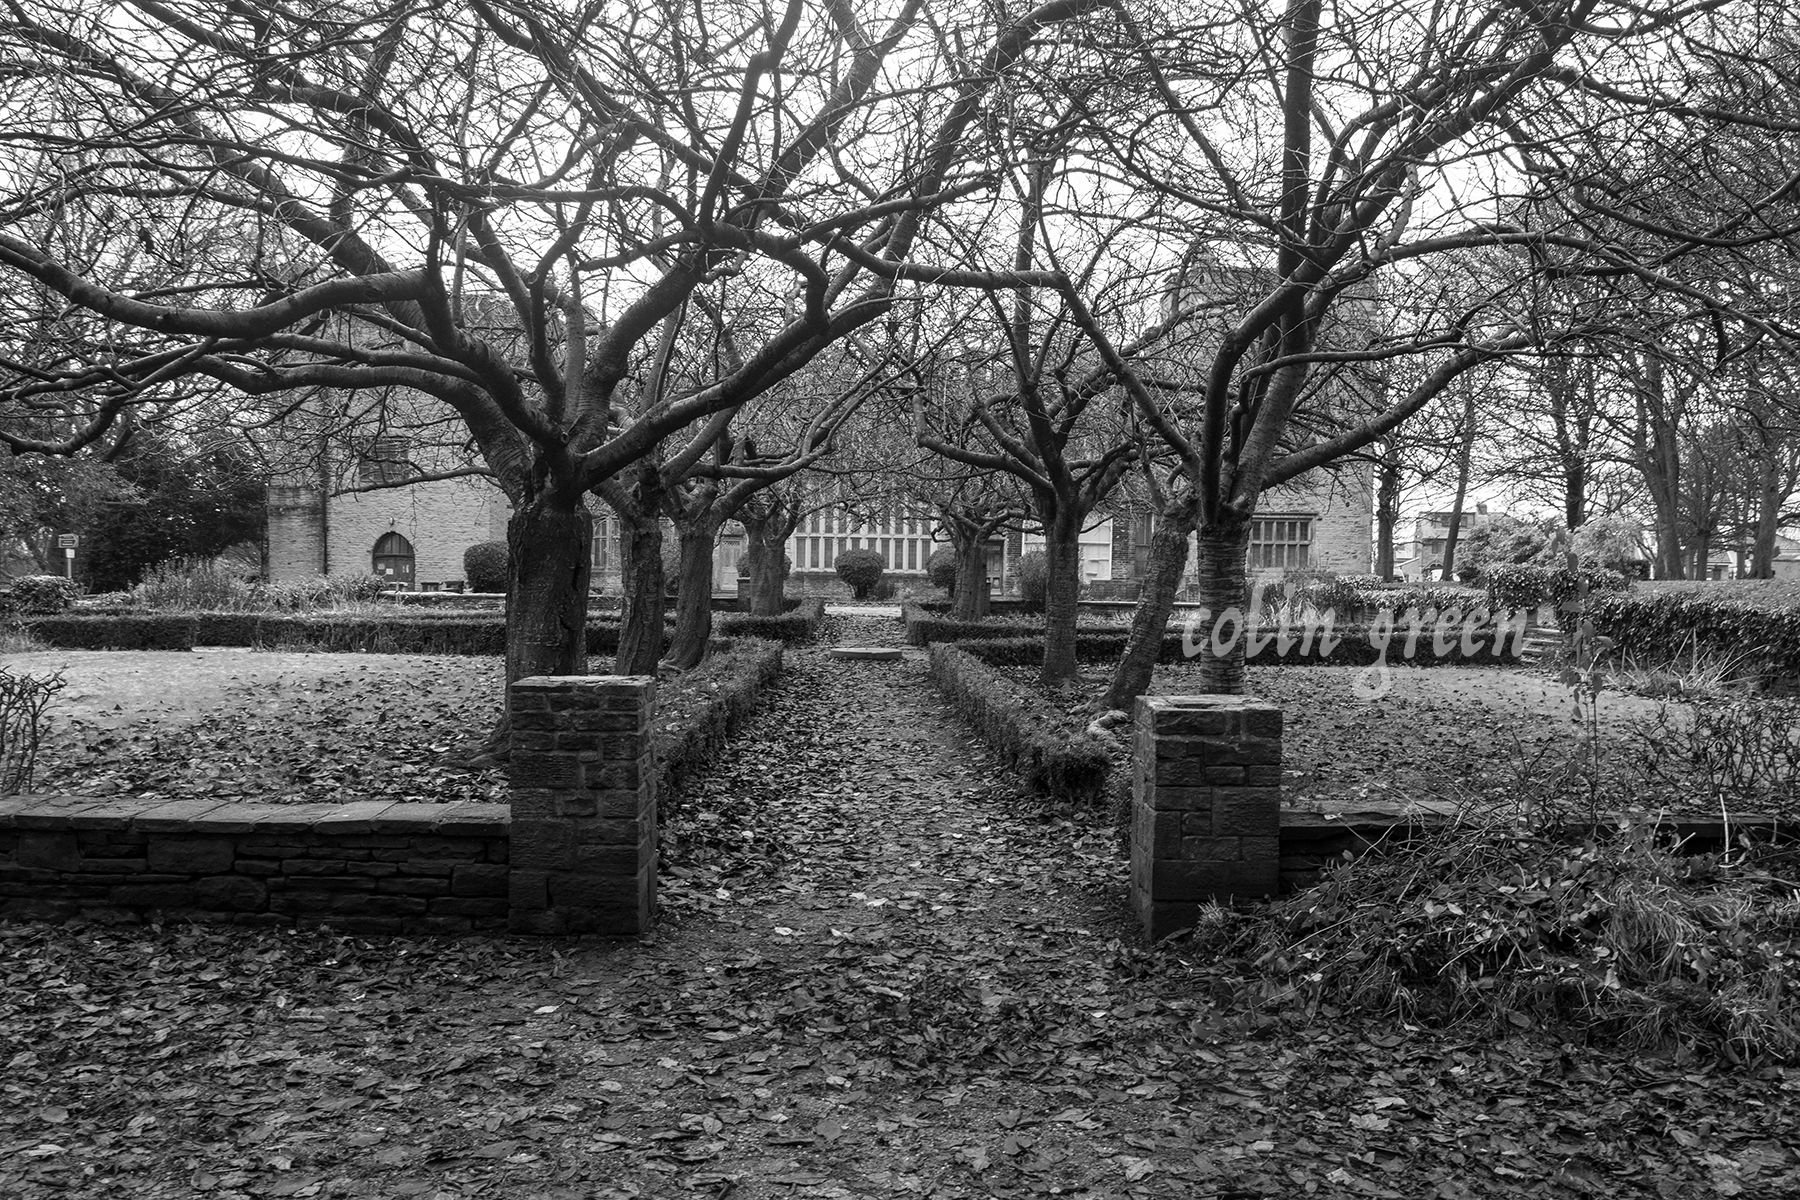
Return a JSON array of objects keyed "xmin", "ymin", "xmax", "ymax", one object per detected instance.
[{"xmin": 828, "ymin": 646, "xmax": 905, "ymax": 662}]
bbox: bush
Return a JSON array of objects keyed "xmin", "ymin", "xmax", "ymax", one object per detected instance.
[
  {"xmin": 925, "ymin": 643, "xmax": 1111, "ymax": 803},
  {"xmin": 926, "ymin": 546, "xmax": 958, "ymax": 592},
  {"xmin": 463, "ymin": 542, "xmax": 510, "ymax": 593},
  {"xmin": 658, "ymin": 639, "xmax": 784, "ymax": 802},
  {"xmin": 25, "ymin": 615, "xmax": 196, "ymax": 651},
  {"xmin": 1217, "ymin": 814, "xmax": 1800, "ymax": 1059},
  {"xmin": 834, "ymin": 548, "xmax": 885, "ymax": 599},
  {"xmin": 125, "ymin": 564, "xmax": 391, "ymax": 613},
  {"xmin": 5, "ymin": 575, "xmax": 78, "ymax": 614},
  {"xmin": 1588, "ymin": 589, "xmax": 1800, "ymax": 682},
  {"xmin": 717, "ymin": 598, "xmax": 825, "ymax": 644},
  {"xmin": 1485, "ymin": 562, "xmax": 1628, "ymax": 611}
]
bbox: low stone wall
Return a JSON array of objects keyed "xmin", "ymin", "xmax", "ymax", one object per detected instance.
[
  {"xmin": 0, "ymin": 798, "xmax": 509, "ymax": 933},
  {"xmin": 1, "ymin": 648, "xmax": 785, "ymax": 936},
  {"xmin": 1130, "ymin": 695, "xmax": 1283, "ymax": 941}
]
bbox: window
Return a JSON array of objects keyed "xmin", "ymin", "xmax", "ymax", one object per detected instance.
[
  {"xmin": 358, "ymin": 435, "xmax": 418, "ymax": 486},
  {"xmin": 1248, "ymin": 516, "xmax": 1313, "ymax": 570}
]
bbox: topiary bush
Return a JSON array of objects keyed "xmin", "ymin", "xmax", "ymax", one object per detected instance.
[
  {"xmin": 463, "ymin": 541, "xmax": 510, "ymax": 593},
  {"xmin": 5, "ymin": 575, "xmax": 79, "ymax": 614},
  {"xmin": 926, "ymin": 545, "xmax": 958, "ymax": 593},
  {"xmin": 834, "ymin": 548, "xmax": 885, "ymax": 599}
]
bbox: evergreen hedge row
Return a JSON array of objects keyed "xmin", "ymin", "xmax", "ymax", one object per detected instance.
[
  {"xmin": 924, "ymin": 643, "xmax": 1111, "ymax": 805},
  {"xmin": 716, "ymin": 598, "xmax": 825, "ymax": 644},
  {"xmin": 23, "ymin": 615, "xmax": 198, "ymax": 651},
  {"xmin": 658, "ymin": 639, "xmax": 784, "ymax": 797},
  {"xmin": 1586, "ymin": 590, "xmax": 1800, "ymax": 680}
]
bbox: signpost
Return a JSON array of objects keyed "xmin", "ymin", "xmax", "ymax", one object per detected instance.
[{"xmin": 57, "ymin": 534, "xmax": 77, "ymax": 579}]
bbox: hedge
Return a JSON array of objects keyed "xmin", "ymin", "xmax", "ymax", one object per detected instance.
[
  {"xmin": 658, "ymin": 639, "xmax": 784, "ymax": 798},
  {"xmin": 716, "ymin": 597, "xmax": 824, "ymax": 644},
  {"xmin": 952, "ymin": 615, "xmax": 1526, "ymax": 669},
  {"xmin": 900, "ymin": 601, "xmax": 1108, "ymax": 646},
  {"xmin": 925, "ymin": 643, "xmax": 1111, "ymax": 805},
  {"xmin": 24, "ymin": 615, "xmax": 197, "ymax": 651},
  {"xmin": 1587, "ymin": 590, "xmax": 1800, "ymax": 680}
]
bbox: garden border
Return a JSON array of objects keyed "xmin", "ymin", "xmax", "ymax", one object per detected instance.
[{"xmin": 0, "ymin": 640, "xmax": 785, "ymax": 933}]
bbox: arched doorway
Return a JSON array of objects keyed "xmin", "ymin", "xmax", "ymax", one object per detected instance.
[{"xmin": 372, "ymin": 532, "xmax": 415, "ymax": 588}]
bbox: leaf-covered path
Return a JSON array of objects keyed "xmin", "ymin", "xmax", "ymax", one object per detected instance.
[{"xmin": 4, "ymin": 611, "xmax": 1797, "ymax": 1198}]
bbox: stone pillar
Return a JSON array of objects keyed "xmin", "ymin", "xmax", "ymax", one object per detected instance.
[
  {"xmin": 508, "ymin": 676, "xmax": 657, "ymax": 934},
  {"xmin": 1130, "ymin": 695, "xmax": 1282, "ymax": 941}
]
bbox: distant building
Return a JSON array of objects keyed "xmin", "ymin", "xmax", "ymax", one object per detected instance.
[{"xmin": 1396, "ymin": 504, "xmax": 1496, "ymax": 580}]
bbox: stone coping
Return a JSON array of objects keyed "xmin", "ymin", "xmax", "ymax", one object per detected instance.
[{"xmin": 0, "ymin": 796, "xmax": 508, "ymax": 836}]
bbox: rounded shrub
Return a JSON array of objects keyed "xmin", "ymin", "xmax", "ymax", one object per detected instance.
[
  {"xmin": 5, "ymin": 574, "xmax": 78, "ymax": 614},
  {"xmin": 834, "ymin": 548, "xmax": 886, "ymax": 599},
  {"xmin": 463, "ymin": 541, "xmax": 510, "ymax": 593},
  {"xmin": 926, "ymin": 545, "xmax": 958, "ymax": 593}
]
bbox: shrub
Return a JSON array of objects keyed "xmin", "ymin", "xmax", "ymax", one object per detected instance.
[
  {"xmin": 717, "ymin": 598, "xmax": 825, "ymax": 644},
  {"xmin": 26, "ymin": 615, "xmax": 196, "ymax": 650},
  {"xmin": 658, "ymin": 640, "xmax": 784, "ymax": 803},
  {"xmin": 1588, "ymin": 589, "xmax": 1800, "ymax": 682},
  {"xmin": 463, "ymin": 542, "xmax": 510, "ymax": 593},
  {"xmin": 6, "ymin": 575, "xmax": 79, "ymax": 614},
  {"xmin": 925, "ymin": 643, "xmax": 1111, "ymax": 804},
  {"xmin": 926, "ymin": 546, "xmax": 958, "ymax": 592},
  {"xmin": 1485, "ymin": 562, "xmax": 1628, "ymax": 611},
  {"xmin": 834, "ymin": 548, "xmax": 885, "ymax": 599},
  {"xmin": 1219, "ymin": 814, "xmax": 1800, "ymax": 1059}
]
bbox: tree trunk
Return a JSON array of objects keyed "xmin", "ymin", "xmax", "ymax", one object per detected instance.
[
  {"xmin": 743, "ymin": 525, "xmax": 789, "ymax": 616},
  {"xmin": 1440, "ymin": 389, "xmax": 1477, "ymax": 581},
  {"xmin": 615, "ymin": 515, "xmax": 666, "ymax": 675},
  {"xmin": 470, "ymin": 489, "xmax": 593, "ymax": 763},
  {"xmin": 1039, "ymin": 516, "xmax": 1083, "ymax": 686},
  {"xmin": 505, "ymin": 490, "xmax": 594, "ymax": 688},
  {"xmin": 1101, "ymin": 510, "xmax": 1191, "ymax": 711},
  {"xmin": 1564, "ymin": 459, "xmax": 1587, "ymax": 531},
  {"xmin": 951, "ymin": 538, "xmax": 990, "ymax": 620},
  {"xmin": 665, "ymin": 522, "xmax": 718, "ymax": 669},
  {"xmin": 1193, "ymin": 521, "xmax": 1252, "ymax": 694}
]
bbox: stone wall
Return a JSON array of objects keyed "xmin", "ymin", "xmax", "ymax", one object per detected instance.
[
  {"xmin": 0, "ymin": 673, "xmax": 692, "ymax": 937},
  {"xmin": 1130, "ymin": 694, "xmax": 1283, "ymax": 941},
  {"xmin": 0, "ymin": 798, "xmax": 509, "ymax": 934}
]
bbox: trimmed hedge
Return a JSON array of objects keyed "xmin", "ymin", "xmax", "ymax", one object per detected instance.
[
  {"xmin": 1588, "ymin": 590, "xmax": 1800, "ymax": 680},
  {"xmin": 925, "ymin": 643, "xmax": 1111, "ymax": 804},
  {"xmin": 1484, "ymin": 563, "xmax": 1629, "ymax": 611},
  {"xmin": 25, "ymin": 615, "xmax": 197, "ymax": 651},
  {"xmin": 953, "ymin": 616, "xmax": 1526, "ymax": 669},
  {"xmin": 716, "ymin": 597, "xmax": 825, "ymax": 644},
  {"xmin": 901, "ymin": 601, "xmax": 1111, "ymax": 646},
  {"xmin": 658, "ymin": 639, "xmax": 785, "ymax": 797}
]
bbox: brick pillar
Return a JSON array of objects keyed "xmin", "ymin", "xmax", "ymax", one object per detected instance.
[
  {"xmin": 508, "ymin": 676, "xmax": 656, "ymax": 934},
  {"xmin": 1130, "ymin": 695, "xmax": 1281, "ymax": 941}
]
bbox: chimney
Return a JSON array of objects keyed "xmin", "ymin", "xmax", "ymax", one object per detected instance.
[{"xmin": 1475, "ymin": 502, "xmax": 1488, "ymax": 516}]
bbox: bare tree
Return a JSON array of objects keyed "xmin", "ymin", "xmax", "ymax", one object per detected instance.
[{"xmin": 0, "ymin": 0, "xmax": 1105, "ymax": 730}]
